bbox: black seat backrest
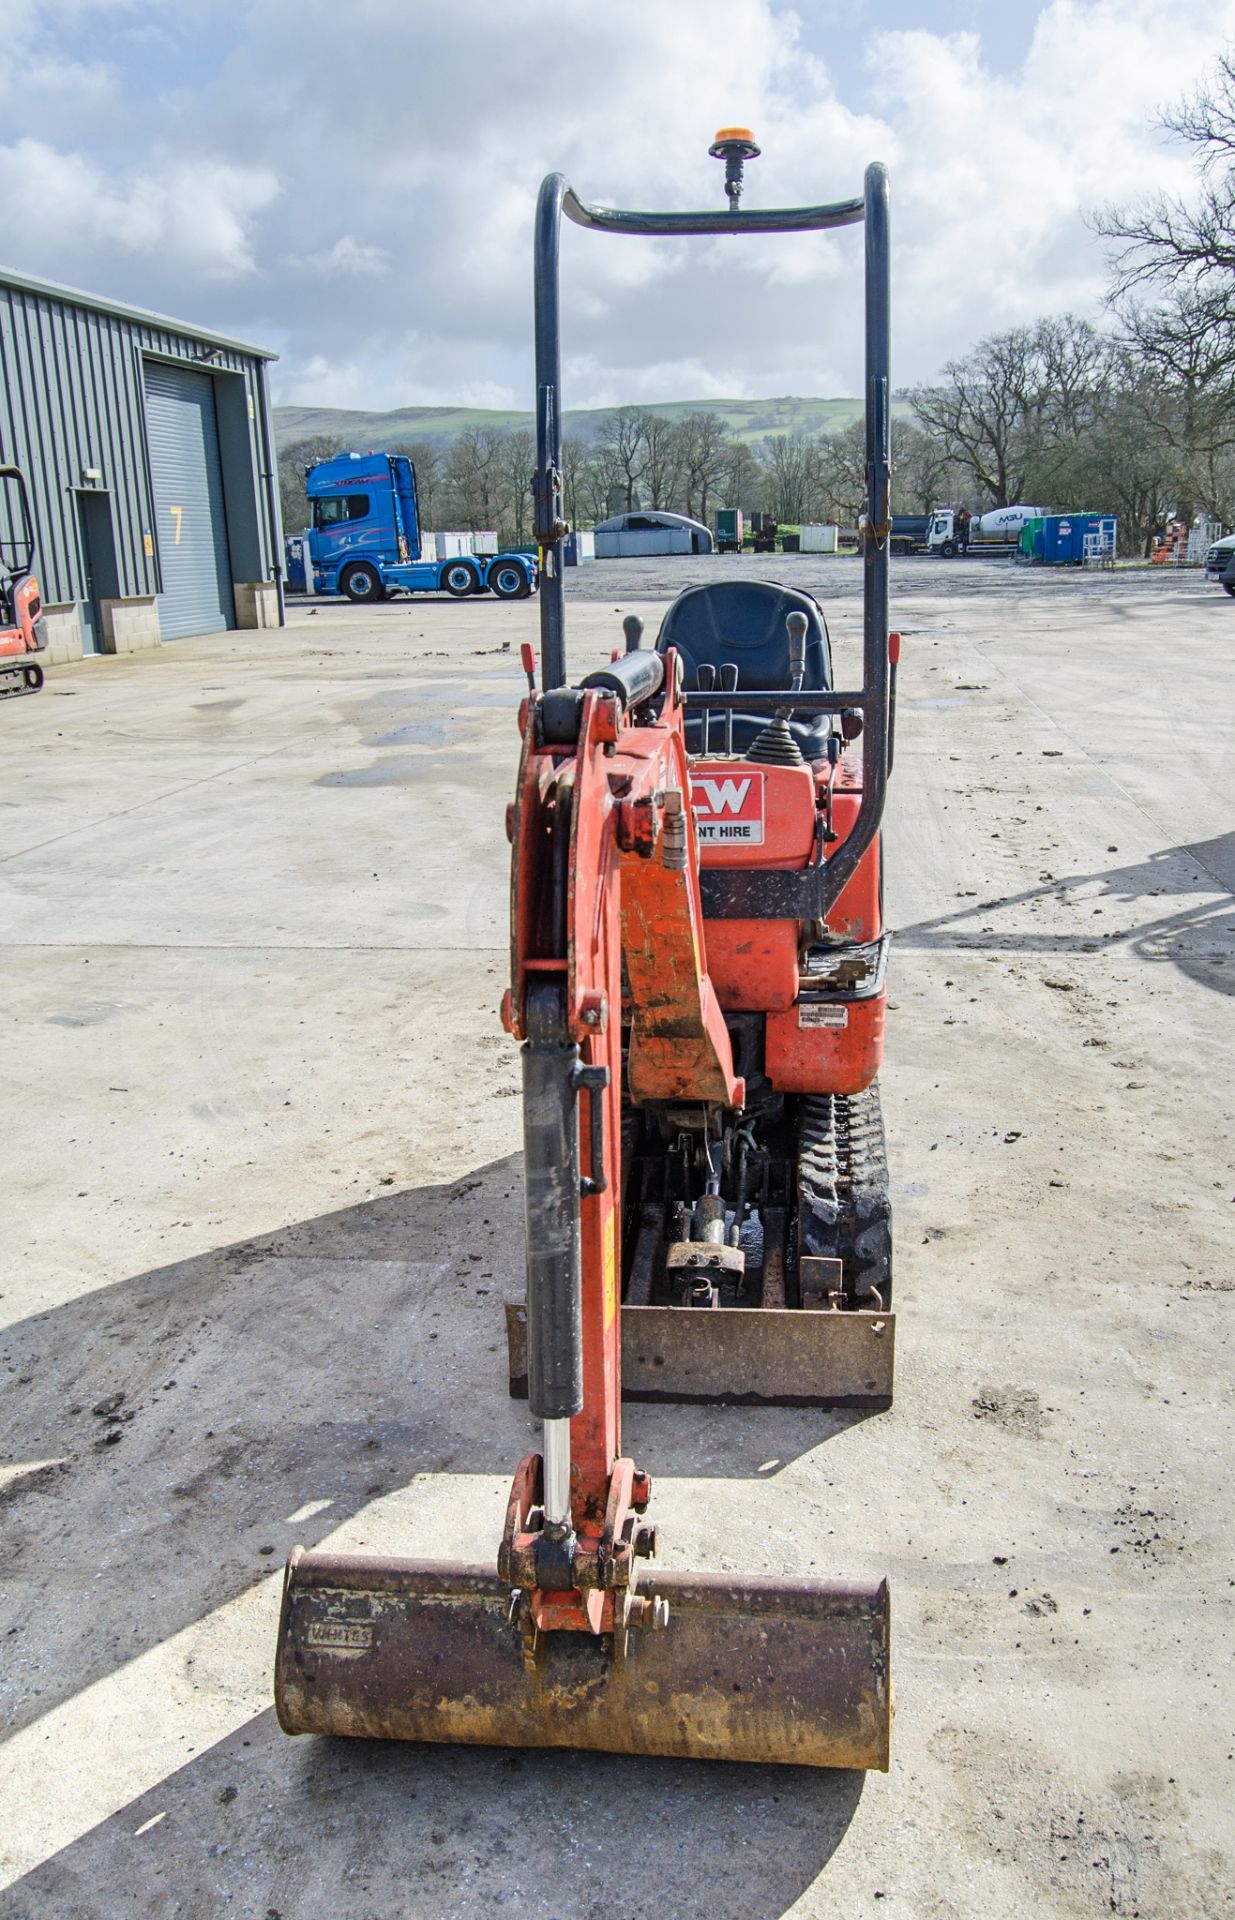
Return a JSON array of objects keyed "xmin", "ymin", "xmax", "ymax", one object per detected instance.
[{"xmin": 654, "ymin": 580, "xmax": 833, "ymax": 758}]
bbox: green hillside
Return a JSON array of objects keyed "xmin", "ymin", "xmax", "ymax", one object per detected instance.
[{"xmin": 273, "ymin": 395, "xmax": 874, "ymax": 451}]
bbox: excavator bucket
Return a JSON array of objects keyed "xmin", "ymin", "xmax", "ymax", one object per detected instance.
[{"xmin": 275, "ymin": 1548, "xmax": 891, "ymax": 1770}]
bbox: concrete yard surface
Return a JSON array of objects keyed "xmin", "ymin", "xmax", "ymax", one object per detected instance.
[{"xmin": 1, "ymin": 557, "xmax": 1233, "ymax": 1918}]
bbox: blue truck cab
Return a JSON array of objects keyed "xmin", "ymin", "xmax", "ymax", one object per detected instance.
[{"xmin": 304, "ymin": 452, "xmax": 537, "ymax": 603}]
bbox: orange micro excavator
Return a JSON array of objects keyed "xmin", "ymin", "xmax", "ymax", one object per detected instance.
[
  {"xmin": 276, "ymin": 131, "xmax": 901, "ymax": 1771},
  {"xmin": 0, "ymin": 465, "xmax": 47, "ymax": 699}
]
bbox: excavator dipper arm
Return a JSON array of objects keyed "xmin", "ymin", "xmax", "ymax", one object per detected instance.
[{"xmin": 502, "ymin": 647, "xmax": 743, "ymax": 1633}]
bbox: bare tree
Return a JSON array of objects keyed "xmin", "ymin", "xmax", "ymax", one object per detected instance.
[
  {"xmin": 1092, "ymin": 51, "xmax": 1235, "ymax": 522},
  {"xmin": 1117, "ymin": 283, "xmax": 1235, "ymax": 516},
  {"xmin": 910, "ymin": 327, "xmax": 1047, "ymax": 507},
  {"xmin": 638, "ymin": 412, "xmax": 683, "ymax": 509},
  {"xmin": 892, "ymin": 417, "xmax": 961, "ymax": 513},
  {"xmin": 1097, "ymin": 52, "xmax": 1235, "ymax": 295},
  {"xmin": 561, "ymin": 434, "xmax": 590, "ymax": 529},
  {"xmin": 678, "ymin": 411, "xmax": 730, "ymax": 522},
  {"xmin": 496, "ymin": 428, "xmax": 535, "ymax": 545},
  {"xmin": 387, "ymin": 438, "xmax": 444, "ymax": 530},
  {"xmin": 718, "ymin": 437, "xmax": 763, "ymax": 513},
  {"xmin": 815, "ymin": 419, "xmax": 866, "ymax": 521},
  {"xmin": 578, "ymin": 441, "xmax": 624, "ymax": 522},
  {"xmin": 596, "ymin": 407, "xmax": 646, "ymax": 510},
  {"xmin": 446, "ymin": 426, "xmax": 503, "ymax": 529},
  {"xmin": 1031, "ymin": 317, "xmax": 1109, "ymax": 437},
  {"xmin": 761, "ymin": 433, "xmax": 819, "ymax": 523},
  {"xmin": 1058, "ymin": 351, "xmax": 1186, "ymax": 554}
]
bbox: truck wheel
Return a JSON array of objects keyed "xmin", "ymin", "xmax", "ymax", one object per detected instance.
[
  {"xmin": 489, "ymin": 560, "xmax": 532, "ymax": 600},
  {"xmin": 341, "ymin": 562, "xmax": 384, "ymax": 603},
  {"xmin": 443, "ymin": 562, "xmax": 479, "ymax": 597},
  {"xmin": 1223, "ymin": 581, "xmax": 1235, "ymax": 597},
  {"xmin": 940, "ymin": 539, "xmax": 956, "ymax": 558}
]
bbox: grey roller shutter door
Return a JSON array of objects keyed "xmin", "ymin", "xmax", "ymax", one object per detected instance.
[{"xmin": 143, "ymin": 361, "xmax": 235, "ymax": 639}]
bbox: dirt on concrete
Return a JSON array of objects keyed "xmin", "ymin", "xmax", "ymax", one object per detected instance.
[{"xmin": 0, "ymin": 558, "xmax": 1232, "ymax": 1919}]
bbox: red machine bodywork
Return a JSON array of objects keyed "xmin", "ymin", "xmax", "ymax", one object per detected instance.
[
  {"xmin": 501, "ymin": 649, "xmax": 886, "ymax": 1634},
  {"xmin": 0, "ymin": 573, "xmax": 43, "ymax": 661},
  {"xmin": 694, "ymin": 747, "xmax": 885, "ymax": 1093},
  {"xmin": 0, "ymin": 466, "xmax": 47, "ymax": 696},
  {"xmin": 692, "ymin": 761, "xmax": 812, "ymax": 1012}
]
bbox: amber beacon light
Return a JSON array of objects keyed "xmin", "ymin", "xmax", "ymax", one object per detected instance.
[{"xmin": 708, "ymin": 126, "xmax": 761, "ymax": 206}]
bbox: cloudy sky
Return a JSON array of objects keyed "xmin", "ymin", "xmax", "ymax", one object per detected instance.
[{"xmin": 4, "ymin": 0, "xmax": 1235, "ymax": 411}]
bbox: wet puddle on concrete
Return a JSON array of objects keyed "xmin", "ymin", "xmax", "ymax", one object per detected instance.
[
  {"xmin": 316, "ymin": 753, "xmax": 476, "ymax": 788},
  {"xmin": 370, "ymin": 719, "xmax": 451, "ymax": 747}
]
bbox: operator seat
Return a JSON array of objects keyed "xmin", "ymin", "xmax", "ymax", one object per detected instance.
[{"xmin": 654, "ymin": 580, "xmax": 833, "ymax": 758}]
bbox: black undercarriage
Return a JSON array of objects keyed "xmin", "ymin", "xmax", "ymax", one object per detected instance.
[
  {"xmin": 0, "ymin": 658, "xmax": 43, "ymax": 699},
  {"xmin": 621, "ymin": 1067, "xmax": 893, "ymax": 1317}
]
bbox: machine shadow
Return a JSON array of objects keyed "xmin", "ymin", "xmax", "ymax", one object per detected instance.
[
  {"xmin": 894, "ymin": 830, "xmax": 1235, "ymax": 994},
  {"xmin": 2, "ymin": 1155, "xmax": 876, "ymax": 1747},
  {"xmin": 7, "ymin": 1707, "xmax": 866, "ymax": 1920}
]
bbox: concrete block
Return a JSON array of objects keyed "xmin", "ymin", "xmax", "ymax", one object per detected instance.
[
  {"xmin": 39, "ymin": 603, "xmax": 84, "ymax": 665},
  {"xmin": 101, "ymin": 596, "xmax": 161, "ymax": 655},
  {"xmin": 234, "ymin": 581, "xmax": 281, "ymax": 629}
]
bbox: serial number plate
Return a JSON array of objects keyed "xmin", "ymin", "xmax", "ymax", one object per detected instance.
[{"xmin": 799, "ymin": 1003, "xmax": 848, "ymax": 1028}]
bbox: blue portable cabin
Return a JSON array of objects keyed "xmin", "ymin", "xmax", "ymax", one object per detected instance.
[{"xmin": 1041, "ymin": 513, "xmax": 1116, "ymax": 565}]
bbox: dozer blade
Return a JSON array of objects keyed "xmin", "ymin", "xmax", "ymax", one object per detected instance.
[
  {"xmin": 506, "ymin": 1301, "xmax": 895, "ymax": 1410},
  {"xmin": 275, "ymin": 1548, "xmax": 891, "ymax": 1770}
]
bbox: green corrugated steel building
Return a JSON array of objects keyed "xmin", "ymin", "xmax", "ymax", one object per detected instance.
[{"xmin": 0, "ymin": 266, "xmax": 284, "ymax": 661}]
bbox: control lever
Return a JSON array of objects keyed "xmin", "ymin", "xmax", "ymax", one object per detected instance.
[
  {"xmin": 720, "ymin": 662, "xmax": 738, "ymax": 755},
  {"xmin": 822, "ymin": 732, "xmax": 841, "ymax": 843},
  {"xmin": 777, "ymin": 610, "xmax": 809, "ymax": 721},
  {"xmin": 697, "ymin": 662, "xmax": 716, "ymax": 754},
  {"xmin": 786, "ymin": 610, "xmax": 807, "ymax": 693},
  {"xmin": 623, "ymin": 614, "xmax": 645, "ymax": 653}
]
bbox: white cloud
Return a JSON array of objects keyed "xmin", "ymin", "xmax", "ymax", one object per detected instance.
[
  {"xmin": 303, "ymin": 236, "xmax": 391, "ymax": 278},
  {"xmin": 0, "ymin": 137, "xmax": 279, "ymax": 280},
  {"xmin": 5, "ymin": 0, "xmax": 1235, "ymax": 407},
  {"xmin": 866, "ymin": 2, "xmax": 1231, "ymax": 373}
]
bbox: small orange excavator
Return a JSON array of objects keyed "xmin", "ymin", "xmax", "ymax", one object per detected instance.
[
  {"xmin": 276, "ymin": 133, "xmax": 899, "ymax": 1769},
  {"xmin": 0, "ymin": 465, "xmax": 47, "ymax": 699}
]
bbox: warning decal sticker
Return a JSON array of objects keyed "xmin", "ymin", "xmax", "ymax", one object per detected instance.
[{"xmin": 691, "ymin": 771, "xmax": 765, "ymax": 845}]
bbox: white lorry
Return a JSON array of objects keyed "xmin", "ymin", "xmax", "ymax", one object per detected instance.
[{"xmin": 926, "ymin": 504, "xmax": 1046, "ymax": 558}]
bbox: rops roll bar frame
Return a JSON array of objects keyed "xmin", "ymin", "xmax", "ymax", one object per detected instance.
[
  {"xmin": 0, "ymin": 464, "xmax": 36, "ymax": 579},
  {"xmin": 531, "ymin": 162, "xmax": 892, "ymax": 925}
]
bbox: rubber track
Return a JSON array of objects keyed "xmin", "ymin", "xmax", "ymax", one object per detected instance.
[
  {"xmin": 0, "ymin": 663, "xmax": 41, "ymax": 699},
  {"xmin": 797, "ymin": 1082, "xmax": 893, "ymax": 1308}
]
